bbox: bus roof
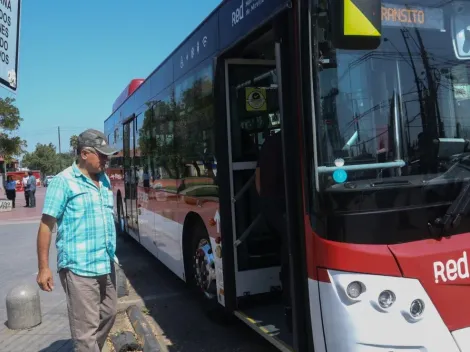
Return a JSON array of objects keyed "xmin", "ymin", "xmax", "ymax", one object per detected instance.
[
  {"xmin": 112, "ymin": 79, "xmax": 145, "ymax": 113},
  {"xmin": 105, "ymin": 0, "xmax": 289, "ymax": 124}
]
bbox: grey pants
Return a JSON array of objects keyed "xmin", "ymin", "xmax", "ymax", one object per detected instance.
[
  {"xmin": 59, "ymin": 264, "xmax": 117, "ymax": 352},
  {"xmin": 29, "ymin": 190, "xmax": 36, "ymax": 207}
]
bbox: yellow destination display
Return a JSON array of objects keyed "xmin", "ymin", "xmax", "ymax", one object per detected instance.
[
  {"xmin": 343, "ymin": 0, "xmax": 381, "ymax": 37},
  {"xmin": 245, "ymin": 87, "xmax": 267, "ymax": 112}
]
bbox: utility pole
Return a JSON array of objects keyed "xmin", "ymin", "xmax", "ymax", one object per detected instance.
[{"xmin": 58, "ymin": 126, "xmax": 62, "ymax": 171}]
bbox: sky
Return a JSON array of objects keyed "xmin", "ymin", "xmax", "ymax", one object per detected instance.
[{"xmin": 6, "ymin": 0, "xmax": 221, "ymax": 156}]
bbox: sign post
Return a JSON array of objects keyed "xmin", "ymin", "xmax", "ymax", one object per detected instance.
[{"xmin": 0, "ymin": 0, "xmax": 20, "ymax": 92}]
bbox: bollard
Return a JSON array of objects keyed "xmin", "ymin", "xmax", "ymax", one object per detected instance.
[{"xmin": 6, "ymin": 284, "xmax": 42, "ymax": 330}]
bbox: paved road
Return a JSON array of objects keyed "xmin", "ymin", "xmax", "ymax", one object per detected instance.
[
  {"xmin": 0, "ymin": 187, "xmax": 73, "ymax": 351},
  {"xmin": 0, "ymin": 186, "xmax": 279, "ymax": 352},
  {"xmin": 116, "ymin": 234, "xmax": 279, "ymax": 352},
  {"xmin": 0, "ymin": 222, "xmax": 72, "ymax": 352},
  {"xmin": 0, "ymin": 187, "xmax": 46, "ymax": 225}
]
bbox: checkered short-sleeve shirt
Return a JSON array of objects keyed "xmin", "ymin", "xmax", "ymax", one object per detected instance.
[{"xmin": 42, "ymin": 163, "xmax": 117, "ymax": 277}]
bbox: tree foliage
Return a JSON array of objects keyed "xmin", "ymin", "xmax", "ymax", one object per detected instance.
[
  {"xmin": 0, "ymin": 97, "xmax": 26, "ymax": 158},
  {"xmin": 22, "ymin": 143, "xmax": 74, "ymax": 176},
  {"xmin": 138, "ymin": 74, "xmax": 214, "ymax": 181},
  {"xmin": 70, "ymin": 134, "xmax": 79, "ymax": 155}
]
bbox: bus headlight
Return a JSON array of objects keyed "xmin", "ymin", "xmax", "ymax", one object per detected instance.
[
  {"xmin": 378, "ymin": 290, "xmax": 396, "ymax": 309},
  {"xmin": 347, "ymin": 281, "xmax": 363, "ymax": 299},
  {"xmin": 410, "ymin": 299, "xmax": 425, "ymax": 318}
]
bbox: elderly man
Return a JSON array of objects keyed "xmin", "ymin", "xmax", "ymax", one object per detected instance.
[{"xmin": 36, "ymin": 129, "xmax": 119, "ymax": 351}]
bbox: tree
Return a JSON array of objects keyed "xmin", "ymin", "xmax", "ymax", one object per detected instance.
[
  {"xmin": 0, "ymin": 97, "xmax": 27, "ymax": 160},
  {"xmin": 138, "ymin": 75, "xmax": 215, "ymax": 182},
  {"xmin": 70, "ymin": 134, "xmax": 79, "ymax": 155},
  {"xmin": 57, "ymin": 152, "xmax": 75, "ymax": 171},
  {"xmin": 22, "ymin": 143, "xmax": 75, "ymax": 175}
]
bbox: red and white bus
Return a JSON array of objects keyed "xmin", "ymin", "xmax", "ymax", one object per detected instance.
[{"xmin": 104, "ymin": 0, "xmax": 470, "ymax": 350}]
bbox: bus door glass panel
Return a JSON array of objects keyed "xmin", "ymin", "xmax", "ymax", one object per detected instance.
[
  {"xmin": 123, "ymin": 118, "xmax": 139, "ymax": 233},
  {"xmin": 131, "ymin": 117, "xmax": 140, "ymax": 230},
  {"xmin": 226, "ymin": 60, "xmax": 282, "ymax": 295},
  {"xmin": 146, "ymin": 89, "xmax": 176, "ymax": 258},
  {"xmin": 123, "ymin": 121, "xmax": 131, "ymax": 209}
]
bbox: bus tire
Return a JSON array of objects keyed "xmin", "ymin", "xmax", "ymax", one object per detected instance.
[
  {"xmin": 116, "ymin": 196, "xmax": 128, "ymax": 241},
  {"xmin": 186, "ymin": 221, "xmax": 233, "ymax": 325}
]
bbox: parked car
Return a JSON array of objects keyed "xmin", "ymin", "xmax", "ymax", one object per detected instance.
[{"xmin": 44, "ymin": 175, "xmax": 55, "ymax": 187}]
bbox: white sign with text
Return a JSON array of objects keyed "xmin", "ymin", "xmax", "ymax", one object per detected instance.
[
  {"xmin": 0, "ymin": 199, "xmax": 12, "ymax": 212},
  {"xmin": 0, "ymin": 0, "xmax": 20, "ymax": 91}
]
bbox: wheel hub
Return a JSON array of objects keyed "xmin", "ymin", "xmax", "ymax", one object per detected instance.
[{"xmin": 193, "ymin": 239, "xmax": 216, "ymax": 299}]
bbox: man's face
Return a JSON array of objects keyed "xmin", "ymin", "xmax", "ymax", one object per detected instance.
[{"xmin": 81, "ymin": 148, "xmax": 108, "ymax": 174}]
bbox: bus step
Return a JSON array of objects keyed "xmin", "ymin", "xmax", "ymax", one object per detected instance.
[{"xmin": 234, "ymin": 310, "xmax": 293, "ymax": 352}]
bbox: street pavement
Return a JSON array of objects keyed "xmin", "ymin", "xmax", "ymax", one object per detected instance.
[
  {"xmin": 0, "ymin": 187, "xmax": 72, "ymax": 351},
  {"xmin": 0, "ymin": 186, "xmax": 278, "ymax": 351},
  {"xmin": 0, "ymin": 194, "xmax": 73, "ymax": 351},
  {"xmin": 0, "ymin": 187, "xmax": 46, "ymax": 225},
  {"xmin": 115, "ymin": 234, "xmax": 278, "ymax": 351}
]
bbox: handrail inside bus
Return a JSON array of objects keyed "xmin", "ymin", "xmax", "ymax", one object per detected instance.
[
  {"xmin": 232, "ymin": 172, "xmax": 256, "ymax": 203},
  {"xmin": 317, "ymin": 160, "xmax": 406, "ymax": 173},
  {"xmin": 234, "ymin": 214, "xmax": 262, "ymax": 248}
]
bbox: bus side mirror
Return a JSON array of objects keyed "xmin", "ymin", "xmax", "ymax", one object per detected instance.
[{"xmin": 329, "ymin": 0, "xmax": 382, "ymax": 50}]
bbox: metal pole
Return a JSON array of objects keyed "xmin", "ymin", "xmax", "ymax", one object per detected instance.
[{"xmin": 58, "ymin": 126, "xmax": 62, "ymax": 170}]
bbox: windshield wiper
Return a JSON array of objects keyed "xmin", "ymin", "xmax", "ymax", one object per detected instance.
[
  {"xmin": 427, "ymin": 152, "xmax": 470, "ymax": 238},
  {"xmin": 428, "ymin": 181, "xmax": 470, "ymax": 238}
]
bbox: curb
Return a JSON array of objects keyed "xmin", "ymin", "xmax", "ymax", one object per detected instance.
[
  {"xmin": 126, "ymin": 305, "xmax": 162, "ymax": 352},
  {"xmin": 110, "ymin": 331, "xmax": 141, "ymax": 352},
  {"xmin": 0, "ymin": 216, "xmax": 42, "ymax": 225}
]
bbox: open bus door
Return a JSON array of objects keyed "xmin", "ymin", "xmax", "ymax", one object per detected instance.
[
  {"xmin": 215, "ymin": 7, "xmax": 311, "ymax": 350},
  {"xmin": 122, "ymin": 114, "xmax": 140, "ymax": 242},
  {"xmin": 223, "ymin": 56, "xmax": 296, "ymax": 350}
]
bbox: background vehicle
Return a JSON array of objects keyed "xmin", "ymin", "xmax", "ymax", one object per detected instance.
[
  {"xmin": 105, "ymin": 0, "xmax": 470, "ymax": 351},
  {"xmin": 43, "ymin": 175, "xmax": 54, "ymax": 187}
]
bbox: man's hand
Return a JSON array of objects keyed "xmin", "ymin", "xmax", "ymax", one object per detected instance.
[{"xmin": 37, "ymin": 268, "xmax": 54, "ymax": 292}]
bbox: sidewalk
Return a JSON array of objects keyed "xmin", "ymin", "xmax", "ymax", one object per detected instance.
[
  {"xmin": 0, "ymin": 187, "xmax": 73, "ymax": 351},
  {"xmin": 0, "ymin": 187, "xmax": 45, "ymax": 225},
  {"xmin": 0, "ymin": 222, "xmax": 72, "ymax": 351}
]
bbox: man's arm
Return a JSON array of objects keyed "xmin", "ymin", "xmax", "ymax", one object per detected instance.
[
  {"xmin": 36, "ymin": 176, "xmax": 67, "ymax": 292},
  {"xmin": 36, "ymin": 214, "xmax": 56, "ymax": 291}
]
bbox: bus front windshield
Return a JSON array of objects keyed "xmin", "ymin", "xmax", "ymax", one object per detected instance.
[{"xmin": 314, "ymin": 0, "xmax": 470, "ymax": 192}]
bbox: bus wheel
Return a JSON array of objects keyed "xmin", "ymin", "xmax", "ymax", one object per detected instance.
[
  {"xmin": 116, "ymin": 198, "xmax": 127, "ymax": 240},
  {"xmin": 189, "ymin": 223, "xmax": 233, "ymax": 324},
  {"xmin": 192, "ymin": 228, "xmax": 217, "ymax": 301}
]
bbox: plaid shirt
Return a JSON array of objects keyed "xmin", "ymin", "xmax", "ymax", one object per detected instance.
[{"xmin": 42, "ymin": 163, "xmax": 117, "ymax": 277}]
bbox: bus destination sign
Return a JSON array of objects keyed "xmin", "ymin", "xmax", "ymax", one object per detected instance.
[{"xmin": 382, "ymin": 3, "xmax": 444, "ymax": 31}]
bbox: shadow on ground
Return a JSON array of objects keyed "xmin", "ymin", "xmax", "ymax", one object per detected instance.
[
  {"xmin": 38, "ymin": 339, "xmax": 73, "ymax": 352},
  {"xmin": 116, "ymin": 234, "xmax": 277, "ymax": 352}
]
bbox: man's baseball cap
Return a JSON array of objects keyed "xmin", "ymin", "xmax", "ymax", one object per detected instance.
[{"xmin": 78, "ymin": 129, "xmax": 119, "ymax": 156}]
